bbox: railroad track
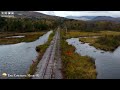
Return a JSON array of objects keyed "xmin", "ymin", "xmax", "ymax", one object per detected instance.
[{"xmin": 33, "ymin": 28, "xmax": 63, "ymax": 79}]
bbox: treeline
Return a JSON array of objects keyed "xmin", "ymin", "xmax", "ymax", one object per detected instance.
[
  {"xmin": 0, "ymin": 17, "xmax": 59, "ymax": 32},
  {"xmin": 1, "ymin": 17, "xmax": 120, "ymax": 32},
  {"xmin": 61, "ymin": 19, "xmax": 120, "ymax": 32}
]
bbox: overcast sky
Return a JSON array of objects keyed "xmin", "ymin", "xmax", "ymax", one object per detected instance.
[{"xmin": 36, "ymin": 11, "xmax": 120, "ymax": 17}]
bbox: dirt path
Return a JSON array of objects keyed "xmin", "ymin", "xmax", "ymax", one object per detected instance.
[{"xmin": 33, "ymin": 28, "xmax": 63, "ymax": 79}]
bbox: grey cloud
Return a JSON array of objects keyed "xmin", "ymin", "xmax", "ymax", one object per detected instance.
[{"xmin": 38, "ymin": 11, "xmax": 120, "ymax": 17}]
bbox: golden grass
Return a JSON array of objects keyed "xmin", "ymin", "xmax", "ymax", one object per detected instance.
[{"xmin": 66, "ymin": 30, "xmax": 120, "ymax": 39}]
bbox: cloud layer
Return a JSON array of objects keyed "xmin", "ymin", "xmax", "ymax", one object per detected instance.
[{"xmin": 36, "ymin": 11, "xmax": 120, "ymax": 17}]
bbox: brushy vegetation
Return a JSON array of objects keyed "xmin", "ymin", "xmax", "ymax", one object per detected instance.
[
  {"xmin": 95, "ymin": 35, "xmax": 120, "ymax": 51},
  {"xmin": 61, "ymin": 30, "xmax": 96, "ymax": 79},
  {"xmin": 35, "ymin": 32, "xmax": 54, "ymax": 53},
  {"xmin": 80, "ymin": 35, "xmax": 120, "ymax": 51},
  {"xmin": 27, "ymin": 31, "xmax": 54, "ymax": 78},
  {"xmin": 0, "ymin": 32, "xmax": 45, "ymax": 44},
  {"xmin": 61, "ymin": 20, "xmax": 120, "ymax": 32}
]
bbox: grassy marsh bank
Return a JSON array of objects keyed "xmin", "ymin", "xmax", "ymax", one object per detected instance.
[
  {"xmin": 65, "ymin": 30, "xmax": 120, "ymax": 51},
  {"xmin": 0, "ymin": 32, "xmax": 45, "ymax": 45},
  {"xmin": 80, "ymin": 35, "xmax": 120, "ymax": 51},
  {"xmin": 26, "ymin": 31, "xmax": 54, "ymax": 78},
  {"xmin": 66, "ymin": 31, "xmax": 120, "ymax": 38},
  {"xmin": 61, "ymin": 30, "xmax": 96, "ymax": 79}
]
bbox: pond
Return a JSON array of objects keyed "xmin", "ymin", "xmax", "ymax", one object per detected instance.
[
  {"xmin": 0, "ymin": 31, "xmax": 52, "ymax": 79},
  {"xmin": 5, "ymin": 36, "xmax": 25, "ymax": 38},
  {"xmin": 67, "ymin": 38, "xmax": 120, "ymax": 79}
]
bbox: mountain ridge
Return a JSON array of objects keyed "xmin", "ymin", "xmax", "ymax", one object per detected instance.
[
  {"xmin": 66, "ymin": 16, "xmax": 97, "ymax": 21},
  {"xmin": 66, "ymin": 15, "xmax": 120, "ymax": 22},
  {"xmin": 13, "ymin": 11, "xmax": 67, "ymax": 20}
]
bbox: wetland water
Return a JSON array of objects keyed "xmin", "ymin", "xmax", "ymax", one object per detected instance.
[
  {"xmin": 0, "ymin": 31, "xmax": 52, "ymax": 79},
  {"xmin": 67, "ymin": 38, "xmax": 120, "ymax": 79}
]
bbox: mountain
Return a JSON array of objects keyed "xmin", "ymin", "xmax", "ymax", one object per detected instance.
[
  {"xmin": 91, "ymin": 16, "xmax": 120, "ymax": 22},
  {"xmin": 66, "ymin": 15, "xmax": 120, "ymax": 22},
  {"xmin": 13, "ymin": 11, "xmax": 66, "ymax": 20},
  {"xmin": 66, "ymin": 16, "xmax": 97, "ymax": 21},
  {"xmin": 92, "ymin": 16, "xmax": 116, "ymax": 21},
  {"xmin": 2, "ymin": 11, "xmax": 120, "ymax": 22}
]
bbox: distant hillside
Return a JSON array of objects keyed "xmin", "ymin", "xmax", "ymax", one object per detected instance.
[
  {"xmin": 92, "ymin": 16, "xmax": 115, "ymax": 20},
  {"xmin": 2, "ymin": 11, "xmax": 120, "ymax": 22},
  {"xmin": 13, "ymin": 11, "xmax": 67, "ymax": 20},
  {"xmin": 91, "ymin": 16, "xmax": 120, "ymax": 22},
  {"xmin": 66, "ymin": 16, "xmax": 97, "ymax": 21},
  {"xmin": 66, "ymin": 15, "xmax": 120, "ymax": 22}
]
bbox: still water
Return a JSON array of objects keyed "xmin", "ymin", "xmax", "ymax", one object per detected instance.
[
  {"xmin": 67, "ymin": 38, "xmax": 120, "ymax": 79},
  {"xmin": 0, "ymin": 31, "xmax": 52, "ymax": 79}
]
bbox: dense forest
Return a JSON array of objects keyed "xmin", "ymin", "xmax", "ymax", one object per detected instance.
[
  {"xmin": 0, "ymin": 17, "xmax": 60, "ymax": 32},
  {"xmin": 62, "ymin": 19, "xmax": 120, "ymax": 32},
  {"xmin": 1, "ymin": 17, "xmax": 120, "ymax": 32}
]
